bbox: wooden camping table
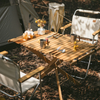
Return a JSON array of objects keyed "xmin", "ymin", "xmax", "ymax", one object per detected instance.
[{"xmin": 8, "ymin": 31, "xmax": 99, "ymax": 100}]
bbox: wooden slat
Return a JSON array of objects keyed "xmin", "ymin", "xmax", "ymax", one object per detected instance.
[
  {"xmin": 41, "ymin": 58, "xmax": 57, "ymax": 78},
  {"xmin": 50, "ymin": 37, "xmax": 94, "ymax": 56},
  {"xmin": 57, "ymin": 46, "xmax": 95, "ymax": 62},
  {"xmin": 18, "ymin": 66, "xmax": 45, "ymax": 83},
  {"xmin": 11, "ymin": 30, "xmax": 98, "ymax": 65},
  {"xmin": 0, "ymin": 51, "xmax": 8, "ymax": 55},
  {"xmin": 48, "ymin": 37, "xmax": 93, "ymax": 57},
  {"xmin": 27, "ymin": 35, "xmax": 90, "ymax": 56},
  {"xmin": 8, "ymin": 36, "xmax": 23, "ymax": 43},
  {"xmin": 41, "ymin": 59, "xmax": 63, "ymax": 78},
  {"xmin": 21, "ymin": 33, "xmax": 96, "ymax": 62},
  {"xmin": 21, "ymin": 33, "xmax": 64, "ymax": 54},
  {"xmin": 60, "ymin": 23, "xmax": 72, "ymax": 30},
  {"xmin": 28, "ymin": 48, "xmax": 51, "ymax": 64},
  {"xmin": 71, "ymin": 47, "xmax": 100, "ymax": 65},
  {"xmin": 92, "ymin": 29, "xmax": 100, "ymax": 36},
  {"xmin": 46, "ymin": 37, "xmax": 95, "ymax": 60},
  {"xmin": 22, "ymin": 34, "xmax": 69, "ymax": 53},
  {"xmin": 8, "ymin": 30, "xmax": 52, "ymax": 43},
  {"xmin": 21, "ymin": 32, "xmax": 54, "ymax": 46}
]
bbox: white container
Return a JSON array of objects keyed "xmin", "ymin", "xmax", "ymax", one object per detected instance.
[
  {"xmin": 38, "ymin": 27, "xmax": 45, "ymax": 35},
  {"xmin": 48, "ymin": 3, "xmax": 65, "ymax": 32}
]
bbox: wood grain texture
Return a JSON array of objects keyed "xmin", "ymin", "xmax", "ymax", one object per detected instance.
[
  {"xmin": 18, "ymin": 66, "xmax": 45, "ymax": 83},
  {"xmin": 92, "ymin": 29, "xmax": 100, "ymax": 36},
  {"xmin": 0, "ymin": 51, "xmax": 8, "ymax": 55},
  {"xmin": 55, "ymin": 67, "xmax": 63, "ymax": 100},
  {"xmin": 71, "ymin": 47, "xmax": 100, "ymax": 65},
  {"xmin": 10, "ymin": 31, "xmax": 98, "ymax": 63},
  {"xmin": 60, "ymin": 23, "xmax": 72, "ymax": 30},
  {"xmin": 20, "ymin": 33, "xmax": 96, "ymax": 62}
]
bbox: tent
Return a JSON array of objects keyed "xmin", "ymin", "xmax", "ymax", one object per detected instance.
[{"xmin": 0, "ymin": 0, "xmax": 39, "ymax": 46}]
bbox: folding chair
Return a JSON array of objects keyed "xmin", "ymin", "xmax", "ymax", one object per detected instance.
[
  {"xmin": 0, "ymin": 54, "xmax": 45, "ymax": 100},
  {"xmin": 60, "ymin": 9, "xmax": 100, "ymax": 79}
]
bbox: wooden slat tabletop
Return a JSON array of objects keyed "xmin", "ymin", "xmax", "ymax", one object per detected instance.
[
  {"xmin": 8, "ymin": 30, "xmax": 51, "ymax": 44},
  {"xmin": 18, "ymin": 32, "xmax": 96, "ymax": 63}
]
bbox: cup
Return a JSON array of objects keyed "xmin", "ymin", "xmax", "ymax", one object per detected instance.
[
  {"xmin": 40, "ymin": 39, "xmax": 46, "ymax": 49},
  {"xmin": 71, "ymin": 34, "xmax": 77, "ymax": 43}
]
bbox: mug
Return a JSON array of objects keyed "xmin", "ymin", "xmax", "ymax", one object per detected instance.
[
  {"xmin": 40, "ymin": 39, "xmax": 46, "ymax": 49},
  {"xmin": 71, "ymin": 34, "xmax": 77, "ymax": 43}
]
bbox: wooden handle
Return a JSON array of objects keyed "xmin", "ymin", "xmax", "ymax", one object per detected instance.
[
  {"xmin": 60, "ymin": 23, "xmax": 72, "ymax": 30},
  {"xmin": 18, "ymin": 66, "xmax": 45, "ymax": 83},
  {"xmin": 0, "ymin": 51, "xmax": 8, "ymax": 55},
  {"xmin": 92, "ymin": 29, "xmax": 100, "ymax": 36}
]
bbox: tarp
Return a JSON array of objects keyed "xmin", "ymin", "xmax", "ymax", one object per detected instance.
[
  {"xmin": 0, "ymin": 0, "xmax": 39, "ymax": 46},
  {"xmin": 0, "ymin": 6, "xmax": 23, "ymax": 46},
  {"xmin": 19, "ymin": 0, "xmax": 39, "ymax": 31}
]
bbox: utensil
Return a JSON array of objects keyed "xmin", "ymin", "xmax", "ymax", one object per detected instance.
[
  {"xmin": 53, "ymin": 34, "xmax": 63, "ymax": 39},
  {"xmin": 57, "ymin": 46, "xmax": 61, "ymax": 50},
  {"xmin": 50, "ymin": 46, "xmax": 61, "ymax": 54},
  {"xmin": 54, "ymin": 49, "xmax": 65, "ymax": 56},
  {"xmin": 61, "ymin": 49, "xmax": 65, "ymax": 53},
  {"xmin": 47, "ymin": 33, "xmax": 56, "ymax": 38},
  {"xmin": 47, "ymin": 35, "xmax": 53, "ymax": 38}
]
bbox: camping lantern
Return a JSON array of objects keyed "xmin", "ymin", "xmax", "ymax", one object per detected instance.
[{"xmin": 48, "ymin": 3, "xmax": 65, "ymax": 33}]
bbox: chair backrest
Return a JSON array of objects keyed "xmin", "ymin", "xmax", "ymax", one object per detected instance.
[
  {"xmin": 0, "ymin": 54, "xmax": 20, "ymax": 92},
  {"xmin": 71, "ymin": 9, "xmax": 100, "ymax": 43}
]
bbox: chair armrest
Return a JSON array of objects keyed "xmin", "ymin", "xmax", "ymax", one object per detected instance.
[
  {"xmin": 0, "ymin": 51, "xmax": 8, "ymax": 55},
  {"xmin": 18, "ymin": 66, "xmax": 45, "ymax": 83},
  {"xmin": 60, "ymin": 23, "xmax": 72, "ymax": 30},
  {"xmin": 92, "ymin": 29, "xmax": 100, "ymax": 36}
]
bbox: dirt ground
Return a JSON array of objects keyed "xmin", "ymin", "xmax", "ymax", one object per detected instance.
[
  {"xmin": 1, "ymin": 0, "xmax": 100, "ymax": 100},
  {"xmin": 1, "ymin": 39, "xmax": 100, "ymax": 100}
]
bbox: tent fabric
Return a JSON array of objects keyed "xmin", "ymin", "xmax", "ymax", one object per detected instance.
[
  {"xmin": 0, "ymin": 5, "xmax": 23, "ymax": 46},
  {"xmin": 9, "ymin": 0, "xmax": 18, "ymax": 5},
  {"xmin": 19, "ymin": 0, "xmax": 39, "ymax": 31},
  {"xmin": 0, "ymin": 0, "xmax": 10, "ymax": 8},
  {"xmin": 0, "ymin": 0, "xmax": 39, "ymax": 46}
]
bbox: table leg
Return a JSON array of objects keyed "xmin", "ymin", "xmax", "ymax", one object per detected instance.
[
  {"xmin": 28, "ymin": 48, "xmax": 80, "ymax": 99},
  {"xmin": 57, "ymin": 67, "xmax": 80, "ymax": 86},
  {"xmin": 55, "ymin": 67, "xmax": 63, "ymax": 100},
  {"xmin": 41, "ymin": 58, "xmax": 63, "ymax": 78},
  {"xmin": 41, "ymin": 57, "xmax": 58, "ymax": 78},
  {"xmin": 41, "ymin": 58, "xmax": 63, "ymax": 100}
]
